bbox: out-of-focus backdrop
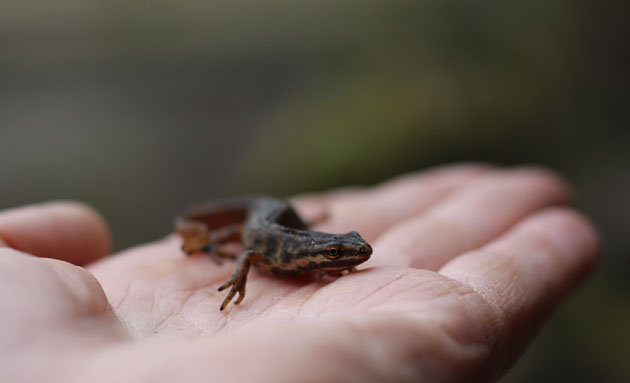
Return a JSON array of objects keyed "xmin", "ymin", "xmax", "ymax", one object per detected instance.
[{"xmin": 1, "ymin": 0, "xmax": 628, "ymax": 380}]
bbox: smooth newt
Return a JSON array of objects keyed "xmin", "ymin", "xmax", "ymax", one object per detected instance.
[{"xmin": 175, "ymin": 197, "xmax": 372, "ymax": 310}]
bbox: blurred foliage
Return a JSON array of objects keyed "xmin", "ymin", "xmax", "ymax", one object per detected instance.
[{"xmin": 0, "ymin": 0, "xmax": 628, "ymax": 381}]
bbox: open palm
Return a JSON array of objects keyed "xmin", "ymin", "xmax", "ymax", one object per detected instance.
[{"xmin": 0, "ymin": 165, "xmax": 599, "ymax": 382}]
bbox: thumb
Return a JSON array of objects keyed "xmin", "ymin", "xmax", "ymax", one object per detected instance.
[{"xmin": 0, "ymin": 201, "xmax": 111, "ymax": 266}]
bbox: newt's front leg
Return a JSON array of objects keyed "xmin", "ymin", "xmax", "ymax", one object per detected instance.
[{"xmin": 218, "ymin": 250, "xmax": 259, "ymax": 310}]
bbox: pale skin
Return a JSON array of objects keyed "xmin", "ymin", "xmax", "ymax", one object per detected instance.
[{"xmin": 0, "ymin": 164, "xmax": 599, "ymax": 382}]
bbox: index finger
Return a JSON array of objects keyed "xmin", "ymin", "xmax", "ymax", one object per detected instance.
[{"xmin": 293, "ymin": 163, "xmax": 494, "ymax": 240}]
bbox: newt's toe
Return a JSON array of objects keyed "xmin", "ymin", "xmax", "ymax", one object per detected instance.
[
  {"xmin": 234, "ymin": 284, "xmax": 246, "ymax": 305},
  {"xmin": 218, "ymin": 281, "xmax": 231, "ymax": 291}
]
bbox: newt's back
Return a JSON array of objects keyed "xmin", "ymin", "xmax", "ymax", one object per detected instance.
[{"xmin": 246, "ymin": 198, "xmax": 308, "ymax": 230}]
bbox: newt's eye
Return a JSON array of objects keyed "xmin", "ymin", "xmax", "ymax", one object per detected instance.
[{"xmin": 326, "ymin": 247, "xmax": 341, "ymax": 259}]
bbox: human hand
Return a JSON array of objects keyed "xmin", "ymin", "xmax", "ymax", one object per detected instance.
[{"xmin": 0, "ymin": 164, "xmax": 599, "ymax": 382}]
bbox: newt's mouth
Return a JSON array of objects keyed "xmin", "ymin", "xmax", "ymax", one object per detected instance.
[
  {"xmin": 321, "ymin": 250, "xmax": 371, "ymax": 270},
  {"xmin": 321, "ymin": 265, "xmax": 359, "ymax": 272},
  {"xmin": 360, "ymin": 243, "xmax": 373, "ymax": 257}
]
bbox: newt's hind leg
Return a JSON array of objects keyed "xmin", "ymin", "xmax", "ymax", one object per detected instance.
[
  {"xmin": 201, "ymin": 224, "xmax": 243, "ymax": 264},
  {"xmin": 179, "ymin": 224, "xmax": 242, "ymax": 262},
  {"xmin": 218, "ymin": 250, "xmax": 259, "ymax": 310}
]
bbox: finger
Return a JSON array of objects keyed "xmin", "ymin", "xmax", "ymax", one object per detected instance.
[
  {"xmin": 371, "ymin": 167, "xmax": 571, "ymax": 269},
  {"xmin": 439, "ymin": 207, "xmax": 599, "ymax": 376},
  {"xmin": 293, "ymin": 163, "xmax": 494, "ymax": 241},
  {"xmin": 0, "ymin": 202, "xmax": 111, "ymax": 266}
]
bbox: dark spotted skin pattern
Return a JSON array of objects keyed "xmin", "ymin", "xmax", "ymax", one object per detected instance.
[{"xmin": 175, "ymin": 197, "xmax": 372, "ymax": 310}]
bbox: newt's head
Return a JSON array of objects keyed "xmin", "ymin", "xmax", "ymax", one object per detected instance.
[{"xmin": 299, "ymin": 230, "xmax": 372, "ymax": 271}]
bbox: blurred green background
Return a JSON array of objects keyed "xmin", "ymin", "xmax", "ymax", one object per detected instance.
[{"xmin": 1, "ymin": 0, "xmax": 628, "ymax": 380}]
